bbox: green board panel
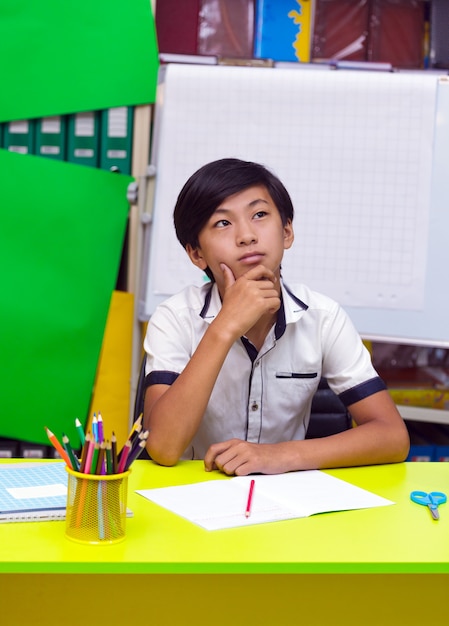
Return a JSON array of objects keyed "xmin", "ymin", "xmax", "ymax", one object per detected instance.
[
  {"xmin": 0, "ymin": 149, "xmax": 132, "ymax": 445},
  {"xmin": 0, "ymin": 0, "xmax": 159, "ymax": 122}
]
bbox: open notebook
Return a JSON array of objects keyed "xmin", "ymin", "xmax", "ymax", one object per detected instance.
[
  {"xmin": 0, "ymin": 462, "xmax": 133, "ymax": 523},
  {"xmin": 137, "ymin": 470, "xmax": 395, "ymax": 531}
]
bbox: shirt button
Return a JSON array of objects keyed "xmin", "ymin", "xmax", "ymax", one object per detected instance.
[{"xmin": 251, "ymin": 402, "xmax": 259, "ymax": 411}]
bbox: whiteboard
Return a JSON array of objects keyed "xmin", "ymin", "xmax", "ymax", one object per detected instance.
[{"xmin": 139, "ymin": 64, "xmax": 449, "ymax": 347}]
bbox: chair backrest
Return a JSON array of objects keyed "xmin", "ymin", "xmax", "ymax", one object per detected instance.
[
  {"xmin": 305, "ymin": 378, "xmax": 352, "ymax": 439},
  {"xmin": 134, "ymin": 354, "xmax": 147, "ymax": 424},
  {"xmin": 133, "ymin": 355, "xmax": 151, "ymax": 460},
  {"xmin": 134, "ymin": 358, "xmax": 351, "ymax": 447}
]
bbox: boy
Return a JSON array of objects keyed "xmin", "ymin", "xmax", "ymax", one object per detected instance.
[{"xmin": 143, "ymin": 158, "xmax": 410, "ymax": 475}]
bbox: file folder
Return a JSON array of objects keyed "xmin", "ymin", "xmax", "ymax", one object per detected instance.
[
  {"xmin": 35, "ymin": 116, "xmax": 66, "ymax": 160},
  {"xmin": 3, "ymin": 120, "xmax": 34, "ymax": 154},
  {"xmin": 99, "ymin": 107, "xmax": 133, "ymax": 174},
  {"xmin": 66, "ymin": 111, "xmax": 100, "ymax": 167}
]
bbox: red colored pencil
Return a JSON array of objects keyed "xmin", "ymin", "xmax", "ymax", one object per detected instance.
[{"xmin": 117, "ymin": 440, "xmax": 132, "ymax": 474}]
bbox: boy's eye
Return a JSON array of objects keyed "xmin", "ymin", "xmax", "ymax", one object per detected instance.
[{"xmin": 214, "ymin": 219, "xmax": 230, "ymax": 228}]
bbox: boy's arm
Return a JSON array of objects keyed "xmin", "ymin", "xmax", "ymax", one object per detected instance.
[
  {"xmin": 203, "ymin": 390, "xmax": 410, "ymax": 475},
  {"xmin": 144, "ymin": 264, "xmax": 280, "ymax": 466}
]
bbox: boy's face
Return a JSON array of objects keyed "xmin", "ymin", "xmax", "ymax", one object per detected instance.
[{"xmin": 186, "ymin": 185, "xmax": 294, "ymax": 294}]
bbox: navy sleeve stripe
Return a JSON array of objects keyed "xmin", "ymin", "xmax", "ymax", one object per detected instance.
[
  {"xmin": 339, "ymin": 376, "xmax": 387, "ymax": 406},
  {"xmin": 144, "ymin": 370, "xmax": 179, "ymax": 388}
]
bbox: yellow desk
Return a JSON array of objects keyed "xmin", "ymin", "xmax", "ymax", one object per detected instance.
[{"xmin": 1, "ymin": 461, "xmax": 449, "ymax": 625}]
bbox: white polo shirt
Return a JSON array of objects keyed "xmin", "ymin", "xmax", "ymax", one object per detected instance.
[{"xmin": 143, "ymin": 281, "xmax": 385, "ymax": 460}]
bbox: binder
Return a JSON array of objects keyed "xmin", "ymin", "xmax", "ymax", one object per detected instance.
[
  {"xmin": 368, "ymin": 0, "xmax": 426, "ymax": 70},
  {"xmin": 99, "ymin": 107, "xmax": 133, "ymax": 174},
  {"xmin": 254, "ymin": 0, "xmax": 313, "ymax": 63},
  {"xmin": 34, "ymin": 116, "xmax": 66, "ymax": 160},
  {"xmin": 18, "ymin": 441, "xmax": 50, "ymax": 459},
  {"xmin": 155, "ymin": 0, "xmax": 201, "ymax": 55},
  {"xmin": 66, "ymin": 111, "xmax": 100, "ymax": 167},
  {"xmin": 0, "ymin": 439, "xmax": 19, "ymax": 459},
  {"xmin": 434, "ymin": 446, "xmax": 449, "ymax": 462},
  {"xmin": 407, "ymin": 445, "xmax": 434, "ymax": 462},
  {"xmin": 3, "ymin": 120, "xmax": 34, "ymax": 154},
  {"xmin": 429, "ymin": 0, "xmax": 449, "ymax": 69},
  {"xmin": 312, "ymin": 0, "xmax": 370, "ymax": 62},
  {"xmin": 198, "ymin": 0, "xmax": 255, "ymax": 59}
]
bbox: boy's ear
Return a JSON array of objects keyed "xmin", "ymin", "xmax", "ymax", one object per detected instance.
[
  {"xmin": 186, "ymin": 244, "xmax": 208, "ymax": 270},
  {"xmin": 283, "ymin": 220, "xmax": 294, "ymax": 250}
]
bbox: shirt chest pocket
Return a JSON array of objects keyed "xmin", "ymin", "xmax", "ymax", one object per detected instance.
[{"xmin": 271, "ymin": 371, "xmax": 319, "ymax": 414}]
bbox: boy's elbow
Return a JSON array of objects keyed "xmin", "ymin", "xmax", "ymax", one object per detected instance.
[
  {"xmin": 146, "ymin": 443, "xmax": 180, "ymax": 467},
  {"xmin": 390, "ymin": 427, "xmax": 410, "ymax": 464}
]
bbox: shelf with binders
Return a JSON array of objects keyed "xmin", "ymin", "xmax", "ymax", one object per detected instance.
[
  {"xmin": 371, "ymin": 342, "xmax": 449, "ymax": 459},
  {"xmin": 0, "ymin": 438, "xmax": 55, "ymax": 460},
  {"xmin": 372, "ymin": 342, "xmax": 449, "ymax": 412},
  {"xmin": 154, "ymin": 0, "xmax": 447, "ymax": 71},
  {"xmin": 1, "ymin": 106, "xmax": 134, "ymax": 174}
]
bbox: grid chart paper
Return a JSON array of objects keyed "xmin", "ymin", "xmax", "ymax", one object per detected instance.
[
  {"xmin": 145, "ymin": 64, "xmax": 437, "ymax": 319},
  {"xmin": 0, "ymin": 462, "xmax": 67, "ymax": 522}
]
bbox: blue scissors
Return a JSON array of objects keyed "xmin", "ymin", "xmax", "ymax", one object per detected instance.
[{"xmin": 410, "ymin": 491, "xmax": 447, "ymax": 520}]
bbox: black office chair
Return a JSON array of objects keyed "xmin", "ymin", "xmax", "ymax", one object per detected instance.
[
  {"xmin": 133, "ymin": 355, "xmax": 152, "ymax": 460},
  {"xmin": 134, "ymin": 356, "xmax": 351, "ymax": 447},
  {"xmin": 134, "ymin": 354, "xmax": 147, "ymax": 425},
  {"xmin": 305, "ymin": 377, "xmax": 352, "ymax": 438}
]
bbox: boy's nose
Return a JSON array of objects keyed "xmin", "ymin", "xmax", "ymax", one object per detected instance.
[{"xmin": 237, "ymin": 227, "xmax": 257, "ymax": 246}]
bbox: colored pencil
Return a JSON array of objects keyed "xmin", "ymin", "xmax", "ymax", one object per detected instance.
[
  {"xmin": 75, "ymin": 417, "xmax": 86, "ymax": 448},
  {"xmin": 245, "ymin": 479, "xmax": 255, "ymax": 518},
  {"xmin": 92, "ymin": 413, "xmax": 98, "ymax": 442},
  {"xmin": 97, "ymin": 412, "xmax": 104, "ymax": 443},
  {"xmin": 129, "ymin": 413, "xmax": 143, "ymax": 439},
  {"xmin": 83, "ymin": 435, "xmax": 96, "ymax": 474},
  {"xmin": 111, "ymin": 432, "xmax": 118, "ymax": 474},
  {"xmin": 105, "ymin": 440, "xmax": 113, "ymax": 475},
  {"xmin": 117, "ymin": 440, "xmax": 132, "ymax": 474},
  {"xmin": 45, "ymin": 427, "xmax": 72, "ymax": 468},
  {"xmin": 95, "ymin": 441, "xmax": 106, "ymax": 474},
  {"xmin": 79, "ymin": 433, "xmax": 92, "ymax": 473},
  {"xmin": 90, "ymin": 442, "xmax": 100, "ymax": 475},
  {"xmin": 62, "ymin": 433, "xmax": 80, "ymax": 471},
  {"xmin": 125, "ymin": 439, "xmax": 147, "ymax": 471},
  {"xmin": 130, "ymin": 429, "xmax": 149, "ymax": 455}
]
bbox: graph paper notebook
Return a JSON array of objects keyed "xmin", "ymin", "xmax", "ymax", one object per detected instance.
[{"xmin": 0, "ymin": 462, "xmax": 68, "ymax": 522}]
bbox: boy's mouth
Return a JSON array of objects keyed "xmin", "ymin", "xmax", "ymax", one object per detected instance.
[{"xmin": 238, "ymin": 252, "xmax": 264, "ymax": 264}]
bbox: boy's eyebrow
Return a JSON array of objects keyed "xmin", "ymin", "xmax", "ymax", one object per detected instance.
[{"xmin": 213, "ymin": 198, "xmax": 270, "ymax": 214}]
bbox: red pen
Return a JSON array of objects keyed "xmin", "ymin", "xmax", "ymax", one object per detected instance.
[{"xmin": 245, "ymin": 479, "xmax": 255, "ymax": 518}]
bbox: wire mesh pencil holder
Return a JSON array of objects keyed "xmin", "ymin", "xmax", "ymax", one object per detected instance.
[{"xmin": 65, "ymin": 468, "xmax": 130, "ymax": 545}]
